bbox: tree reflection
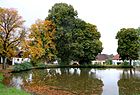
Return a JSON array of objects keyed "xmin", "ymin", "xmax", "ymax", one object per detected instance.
[
  {"xmin": 9, "ymin": 68, "xmax": 103, "ymax": 95},
  {"xmin": 118, "ymin": 68, "xmax": 140, "ymax": 95}
]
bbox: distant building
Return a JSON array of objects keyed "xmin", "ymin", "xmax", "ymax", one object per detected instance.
[
  {"xmin": 12, "ymin": 58, "xmax": 30, "ymax": 65},
  {"xmin": 92, "ymin": 54, "xmax": 109, "ymax": 65},
  {"xmin": 53, "ymin": 60, "xmax": 58, "ymax": 65},
  {"xmin": 112, "ymin": 54, "xmax": 123, "ymax": 65},
  {"xmin": 70, "ymin": 60, "xmax": 79, "ymax": 65},
  {"xmin": 112, "ymin": 54, "xmax": 140, "ymax": 66},
  {"xmin": 12, "ymin": 51, "xmax": 30, "ymax": 65}
]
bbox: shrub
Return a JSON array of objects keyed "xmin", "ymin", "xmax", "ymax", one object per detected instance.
[
  {"xmin": 13, "ymin": 62, "xmax": 33, "ymax": 72},
  {"xmin": 105, "ymin": 59, "xmax": 113, "ymax": 65},
  {"xmin": 92, "ymin": 63, "xmax": 101, "ymax": 66},
  {"xmin": 36, "ymin": 63, "xmax": 46, "ymax": 68},
  {"xmin": 121, "ymin": 61, "xmax": 129, "ymax": 66}
]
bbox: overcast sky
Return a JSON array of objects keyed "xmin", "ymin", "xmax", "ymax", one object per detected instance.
[{"xmin": 1, "ymin": 0, "xmax": 140, "ymax": 55}]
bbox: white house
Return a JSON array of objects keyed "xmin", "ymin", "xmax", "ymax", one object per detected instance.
[
  {"xmin": 131, "ymin": 60, "xmax": 140, "ymax": 66},
  {"xmin": 92, "ymin": 54, "xmax": 108, "ymax": 65},
  {"xmin": 112, "ymin": 54, "xmax": 123, "ymax": 65},
  {"xmin": 12, "ymin": 57, "xmax": 30, "ymax": 65},
  {"xmin": 92, "ymin": 60, "xmax": 105, "ymax": 65},
  {"xmin": 70, "ymin": 60, "xmax": 79, "ymax": 65},
  {"xmin": 53, "ymin": 60, "xmax": 58, "ymax": 65},
  {"xmin": 112, "ymin": 54, "xmax": 140, "ymax": 66}
]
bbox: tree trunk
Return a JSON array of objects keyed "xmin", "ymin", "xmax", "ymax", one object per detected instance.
[
  {"xmin": 2, "ymin": 56, "xmax": 7, "ymax": 69},
  {"xmin": 129, "ymin": 59, "xmax": 132, "ymax": 66},
  {"xmin": 130, "ymin": 69, "xmax": 133, "ymax": 77}
]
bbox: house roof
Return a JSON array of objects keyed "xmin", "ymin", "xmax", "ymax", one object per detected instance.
[
  {"xmin": 96, "ymin": 54, "xmax": 109, "ymax": 61},
  {"xmin": 112, "ymin": 54, "xmax": 120, "ymax": 60}
]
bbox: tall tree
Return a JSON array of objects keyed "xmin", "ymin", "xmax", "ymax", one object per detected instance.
[
  {"xmin": 136, "ymin": 27, "xmax": 140, "ymax": 60},
  {"xmin": 116, "ymin": 28, "xmax": 140, "ymax": 65},
  {"xmin": 0, "ymin": 7, "xmax": 25, "ymax": 69},
  {"xmin": 70, "ymin": 22, "xmax": 102, "ymax": 64},
  {"xmin": 22, "ymin": 19, "xmax": 56, "ymax": 64},
  {"xmin": 46, "ymin": 3, "xmax": 102, "ymax": 64}
]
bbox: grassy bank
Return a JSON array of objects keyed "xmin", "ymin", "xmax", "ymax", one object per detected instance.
[
  {"xmin": 43, "ymin": 64, "xmax": 134, "ymax": 68},
  {"xmin": 11, "ymin": 62, "xmax": 134, "ymax": 73},
  {"xmin": 0, "ymin": 72, "xmax": 30, "ymax": 95}
]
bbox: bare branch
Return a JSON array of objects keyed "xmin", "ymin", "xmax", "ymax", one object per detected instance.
[{"xmin": 0, "ymin": 7, "xmax": 25, "ymax": 59}]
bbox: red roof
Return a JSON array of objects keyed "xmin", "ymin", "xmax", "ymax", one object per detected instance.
[{"xmin": 112, "ymin": 54, "xmax": 120, "ymax": 60}]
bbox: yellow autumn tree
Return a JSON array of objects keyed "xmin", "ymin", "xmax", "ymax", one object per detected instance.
[
  {"xmin": 22, "ymin": 19, "xmax": 56, "ymax": 64},
  {"xmin": 0, "ymin": 7, "xmax": 25, "ymax": 69}
]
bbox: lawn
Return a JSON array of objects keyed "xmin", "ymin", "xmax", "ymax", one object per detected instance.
[{"xmin": 0, "ymin": 72, "xmax": 30, "ymax": 95}]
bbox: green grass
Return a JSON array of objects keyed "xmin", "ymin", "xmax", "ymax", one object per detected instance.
[
  {"xmin": 44, "ymin": 64, "xmax": 133, "ymax": 68},
  {"xmin": 0, "ymin": 73, "xmax": 3, "ymax": 82},
  {"xmin": 11, "ymin": 63, "xmax": 134, "ymax": 73},
  {"xmin": 0, "ymin": 73, "xmax": 30, "ymax": 95}
]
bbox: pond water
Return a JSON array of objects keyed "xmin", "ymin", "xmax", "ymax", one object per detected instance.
[{"xmin": 4, "ymin": 68, "xmax": 140, "ymax": 95}]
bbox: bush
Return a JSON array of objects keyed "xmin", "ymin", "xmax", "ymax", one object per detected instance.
[
  {"xmin": 92, "ymin": 63, "xmax": 101, "ymax": 66},
  {"xmin": 36, "ymin": 63, "xmax": 46, "ymax": 68},
  {"xmin": 13, "ymin": 62, "xmax": 33, "ymax": 72},
  {"xmin": 105, "ymin": 59, "xmax": 113, "ymax": 65},
  {"xmin": 121, "ymin": 61, "xmax": 129, "ymax": 66}
]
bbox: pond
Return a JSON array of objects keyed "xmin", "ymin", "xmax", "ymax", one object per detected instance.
[{"xmin": 3, "ymin": 68, "xmax": 140, "ymax": 95}]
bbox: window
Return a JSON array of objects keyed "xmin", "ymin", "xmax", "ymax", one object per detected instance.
[{"xmin": 17, "ymin": 59, "xmax": 19, "ymax": 61}]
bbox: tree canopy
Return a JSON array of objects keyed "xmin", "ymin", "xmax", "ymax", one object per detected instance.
[
  {"xmin": 0, "ymin": 7, "xmax": 25, "ymax": 69},
  {"xmin": 116, "ymin": 28, "xmax": 140, "ymax": 65},
  {"xmin": 46, "ymin": 3, "xmax": 103, "ymax": 64},
  {"xmin": 136, "ymin": 27, "xmax": 140, "ymax": 60},
  {"xmin": 22, "ymin": 19, "xmax": 56, "ymax": 64}
]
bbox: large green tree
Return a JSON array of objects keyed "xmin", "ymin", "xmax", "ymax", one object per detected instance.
[
  {"xmin": 46, "ymin": 3, "xmax": 102, "ymax": 64},
  {"xmin": 70, "ymin": 22, "xmax": 102, "ymax": 64},
  {"xmin": 116, "ymin": 28, "xmax": 140, "ymax": 65},
  {"xmin": 0, "ymin": 7, "xmax": 25, "ymax": 69},
  {"xmin": 136, "ymin": 27, "xmax": 140, "ymax": 60}
]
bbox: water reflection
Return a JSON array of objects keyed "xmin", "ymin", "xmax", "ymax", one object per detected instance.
[
  {"xmin": 118, "ymin": 69, "xmax": 140, "ymax": 95},
  {"xmin": 6, "ymin": 68, "xmax": 140, "ymax": 95}
]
